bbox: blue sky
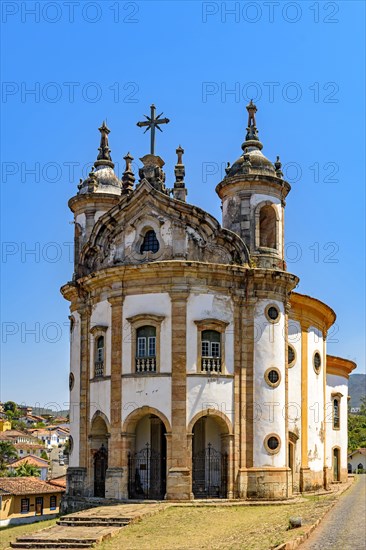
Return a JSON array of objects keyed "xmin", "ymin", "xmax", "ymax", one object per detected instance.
[{"xmin": 1, "ymin": 1, "xmax": 365, "ymax": 408}]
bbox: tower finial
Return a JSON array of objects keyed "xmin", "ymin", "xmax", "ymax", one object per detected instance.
[
  {"xmin": 173, "ymin": 145, "xmax": 187, "ymax": 202},
  {"xmin": 122, "ymin": 152, "xmax": 135, "ymax": 194},
  {"xmin": 241, "ymin": 100, "xmax": 263, "ymax": 152},
  {"xmin": 95, "ymin": 121, "xmax": 114, "ymax": 168}
]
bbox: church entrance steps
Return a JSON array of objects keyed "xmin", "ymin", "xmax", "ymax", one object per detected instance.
[{"xmin": 9, "ymin": 503, "xmax": 167, "ymax": 549}]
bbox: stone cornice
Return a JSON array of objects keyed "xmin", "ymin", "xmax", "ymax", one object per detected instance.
[
  {"xmin": 326, "ymin": 355, "xmax": 357, "ymax": 379},
  {"xmin": 216, "ymin": 173, "xmax": 291, "ymax": 200},
  {"xmin": 289, "ymin": 292, "xmax": 336, "ymax": 334}
]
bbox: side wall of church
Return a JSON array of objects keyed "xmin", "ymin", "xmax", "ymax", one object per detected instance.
[
  {"xmin": 325, "ymin": 373, "xmax": 349, "ymax": 482},
  {"xmin": 307, "ymin": 327, "xmax": 325, "ymax": 487},
  {"xmin": 253, "ymin": 298, "xmax": 286, "ymax": 468},
  {"xmin": 287, "ymin": 319, "xmax": 302, "ymax": 489}
]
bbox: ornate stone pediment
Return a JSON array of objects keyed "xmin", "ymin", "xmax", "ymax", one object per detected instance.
[{"xmin": 77, "ymin": 181, "xmax": 249, "ymax": 277}]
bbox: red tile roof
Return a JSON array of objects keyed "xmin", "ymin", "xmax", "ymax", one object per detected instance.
[
  {"xmin": 7, "ymin": 455, "xmax": 49, "ymax": 469},
  {"xmin": 13, "ymin": 443, "xmax": 44, "ymax": 450},
  {"xmin": 348, "ymin": 448, "xmax": 366, "ymax": 457},
  {"xmin": 48, "ymin": 475, "xmax": 66, "ymax": 489},
  {"xmin": 0, "ymin": 477, "xmax": 64, "ymax": 495}
]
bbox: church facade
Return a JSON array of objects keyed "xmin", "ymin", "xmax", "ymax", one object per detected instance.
[{"xmin": 61, "ymin": 103, "xmax": 355, "ymax": 502}]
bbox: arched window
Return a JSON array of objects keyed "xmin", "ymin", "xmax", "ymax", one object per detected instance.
[
  {"xmin": 201, "ymin": 330, "xmax": 221, "ymax": 373},
  {"xmin": 95, "ymin": 335, "xmax": 104, "ymax": 378},
  {"xmin": 358, "ymin": 463, "xmax": 364, "ymax": 471},
  {"xmin": 136, "ymin": 325, "xmax": 156, "ymax": 372},
  {"xmin": 333, "ymin": 398, "xmax": 340, "ymax": 429},
  {"xmin": 140, "ymin": 230, "xmax": 159, "ymax": 254},
  {"xmin": 259, "ymin": 205, "xmax": 277, "ymax": 248}
]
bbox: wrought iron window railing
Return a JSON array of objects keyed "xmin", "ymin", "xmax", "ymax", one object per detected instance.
[
  {"xmin": 201, "ymin": 356, "xmax": 221, "ymax": 373},
  {"xmin": 94, "ymin": 361, "xmax": 104, "ymax": 378},
  {"xmin": 136, "ymin": 356, "xmax": 157, "ymax": 373}
]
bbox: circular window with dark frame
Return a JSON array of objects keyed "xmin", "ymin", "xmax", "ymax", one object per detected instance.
[
  {"xmin": 69, "ymin": 373, "xmax": 75, "ymax": 391},
  {"xmin": 265, "ymin": 304, "xmax": 280, "ymax": 323},
  {"xmin": 264, "ymin": 367, "xmax": 281, "ymax": 388},
  {"xmin": 288, "ymin": 345, "xmax": 296, "ymax": 368},
  {"xmin": 264, "ymin": 434, "xmax": 281, "ymax": 455},
  {"xmin": 313, "ymin": 351, "xmax": 322, "ymax": 374}
]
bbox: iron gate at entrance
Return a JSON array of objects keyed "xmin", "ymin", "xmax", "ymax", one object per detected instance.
[
  {"xmin": 192, "ymin": 443, "xmax": 228, "ymax": 498},
  {"xmin": 128, "ymin": 444, "xmax": 166, "ymax": 499},
  {"xmin": 94, "ymin": 444, "xmax": 108, "ymax": 498}
]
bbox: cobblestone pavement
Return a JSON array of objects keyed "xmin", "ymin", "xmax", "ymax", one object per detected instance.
[{"xmin": 300, "ymin": 476, "xmax": 366, "ymax": 550}]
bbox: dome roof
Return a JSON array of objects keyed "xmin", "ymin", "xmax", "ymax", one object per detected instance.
[
  {"xmin": 227, "ymin": 147, "xmax": 276, "ymax": 178},
  {"xmin": 77, "ymin": 121, "xmax": 122, "ymax": 196},
  {"xmin": 78, "ymin": 165, "xmax": 122, "ymax": 195}
]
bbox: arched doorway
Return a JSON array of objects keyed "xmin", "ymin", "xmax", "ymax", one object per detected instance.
[
  {"xmin": 192, "ymin": 416, "xmax": 228, "ymax": 498},
  {"xmin": 128, "ymin": 414, "xmax": 167, "ymax": 499},
  {"xmin": 90, "ymin": 414, "xmax": 109, "ymax": 498},
  {"xmin": 333, "ymin": 447, "xmax": 340, "ymax": 481}
]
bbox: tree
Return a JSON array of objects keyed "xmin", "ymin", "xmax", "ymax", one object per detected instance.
[
  {"xmin": 4, "ymin": 401, "xmax": 17, "ymax": 413},
  {"xmin": 0, "ymin": 441, "xmax": 18, "ymax": 470},
  {"xmin": 15, "ymin": 462, "xmax": 41, "ymax": 477},
  {"xmin": 348, "ymin": 402, "xmax": 366, "ymax": 452},
  {"xmin": 40, "ymin": 450, "xmax": 49, "ymax": 460}
]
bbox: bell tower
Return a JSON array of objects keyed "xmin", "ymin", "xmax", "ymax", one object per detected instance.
[{"xmin": 216, "ymin": 101, "xmax": 290, "ymax": 270}]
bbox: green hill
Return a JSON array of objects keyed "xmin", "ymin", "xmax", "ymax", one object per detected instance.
[{"xmin": 349, "ymin": 374, "xmax": 366, "ymax": 408}]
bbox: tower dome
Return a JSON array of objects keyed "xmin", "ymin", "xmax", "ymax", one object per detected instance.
[{"xmin": 78, "ymin": 121, "xmax": 122, "ymax": 196}]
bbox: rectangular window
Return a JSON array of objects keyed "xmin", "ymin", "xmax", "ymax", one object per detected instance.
[
  {"xmin": 333, "ymin": 399, "xmax": 340, "ymax": 429},
  {"xmin": 50, "ymin": 496, "xmax": 57, "ymax": 510},
  {"xmin": 148, "ymin": 336, "xmax": 156, "ymax": 357},
  {"xmin": 137, "ymin": 337, "xmax": 146, "ymax": 357},
  {"xmin": 211, "ymin": 342, "xmax": 220, "ymax": 357},
  {"xmin": 202, "ymin": 341, "xmax": 210, "ymax": 357},
  {"xmin": 96, "ymin": 347, "xmax": 103, "ymax": 362},
  {"xmin": 21, "ymin": 498, "xmax": 30, "ymax": 513}
]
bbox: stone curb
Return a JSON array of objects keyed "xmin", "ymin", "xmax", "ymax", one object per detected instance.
[{"xmin": 273, "ymin": 479, "xmax": 354, "ymax": 550}]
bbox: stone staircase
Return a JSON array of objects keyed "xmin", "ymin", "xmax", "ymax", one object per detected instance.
[{"xmin": 10, "ymin": 503, "xmax": 166, "ymax": 549}]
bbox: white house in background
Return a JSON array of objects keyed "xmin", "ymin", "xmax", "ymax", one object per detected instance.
[
  {"xmin": 348, "ymin": 449, "xmax": 366, "ymax": 473},
  {"xmin": 30, "ymin": 429, "xmax": 69, "ymax": 449}
]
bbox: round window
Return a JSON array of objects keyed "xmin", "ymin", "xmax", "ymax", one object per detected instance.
[
  {"xmin": 265, "ymin": 304, "xmax": 280, "ymax": 323},
  {"xmin": 264, "ymin": 367, "xmax": 281, "ymax": 388},
  {"xmin": 264, "ymin": 434, "xmax": 281, "ymax": 454},
  {"xmin": 313, "ymin": 352, "xmax": 321, "ymax": 374},
  {"xmin": 288, "ymin": 345, "xmax": 296, "ymax": 367}
]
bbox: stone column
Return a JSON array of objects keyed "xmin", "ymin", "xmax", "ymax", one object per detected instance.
[
  {"xmin": 166, "ymin": 290, "xmax": 190, "ymax": 500},
  {"xmin": 74, "ymin": 305, "xmax": 91, "ymax": 496},
  {"xmin": 105, "ymin": 295, "xmax": 124, "ymax": 499}
]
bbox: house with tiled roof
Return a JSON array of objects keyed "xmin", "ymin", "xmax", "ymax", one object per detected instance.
[
  {"xmin": 48, "ymin": 475, "xmax": 66, "ymax": 490},
  {"xmin": 7, "ymin": 455, "xmax": 50, "ymax": 481},
  {"xmin": 0, "ymin": 477, "xmax": 64, "ymax": 526},
  {"xmin": 348, "ymin": 448, "xmax": 366, "ymax": 473}
]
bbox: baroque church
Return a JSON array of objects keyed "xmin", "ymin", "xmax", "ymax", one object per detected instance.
[{"xmin": 61, "ymin": 102, "xmax": 355, "ymax": 503}]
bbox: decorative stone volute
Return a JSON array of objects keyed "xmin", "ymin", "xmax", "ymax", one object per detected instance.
[{"xmin": 138, "ymin": 154, "xmax": 168, "ymax": 194}]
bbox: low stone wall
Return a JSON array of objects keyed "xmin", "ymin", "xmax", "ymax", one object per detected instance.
[{"xmin": 237, "ymin": 468, "xmax": 292, "ymax": 500}]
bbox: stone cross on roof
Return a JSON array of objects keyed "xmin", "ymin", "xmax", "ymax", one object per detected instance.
[{"xmin": 136, "ymin": 104, "xmax": 170, "ymax": 155}]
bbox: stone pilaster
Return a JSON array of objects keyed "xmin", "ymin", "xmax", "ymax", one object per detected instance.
[
  {"xmin": 300, "ymin": 322, "xmax": 309, "ymax": 491},
  {"xmin": 79, "ymin": 305, "xmax": 91, "ymax": 480},
  {"xmin": 166, "ymin": 290, "xmax": 190, "ymax": 500},
  {"xmin": 105, "ymin": 295, "xmax": 124, "ymax": 499}
]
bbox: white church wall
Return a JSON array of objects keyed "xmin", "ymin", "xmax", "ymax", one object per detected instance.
[
  {"xmin": 287, "ymin": 319, "xmax": 302, "ymax": 471},
  {"xmin": 205, "ymin": 416, "xmax": 222, "ymax": 450},
  {"xmin": 122, "ymin": 293, "xmax": 172, "ymax": 374},
  {"xmin": 69, "ymin": 311, "xmax": 80, "ymax": 467},
  {"xmin": 187, "ymin": 377, "xmax": 234, "ymax": 427},
  {"xmin": 325, "ymin": 373, "xmax": 349, "ymax": 470},
  {"xmin": 90, "ymin": 300, "xmax": 112, "ymax": 376},
  {"xmin": 253, "ymin": 298, "xmax": 286, "ymax": 467},
  {"xmin": 121, "ymin": 376, "xmax": 171, "ymax": 426},
  {"xmin": 186, "ymin": 292, "xmax": 234, "ymax": 374},
  {"xmin": 89, "ymin": 380, "xmax": 111, "ymax": 423},
  {"xmin": 307, "ymin": 327, "xmax": 324, "ymax": 473},
  {"xmin": 75, "ymin": 213, "xmax": 86, "ymax": 231},
  {"xmin": 135, "ymin": 416, "xmax": 151, "ymax": 450}
]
